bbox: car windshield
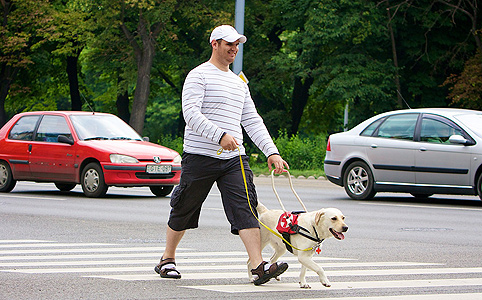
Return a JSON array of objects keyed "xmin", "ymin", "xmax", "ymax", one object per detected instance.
[
  {"xmin": 70, "ymin": 114, "xmax": 142, "ymax": 141},
  {"xmin": 454, "ymin": 113, "xmax": 482, "ymax": 138}
]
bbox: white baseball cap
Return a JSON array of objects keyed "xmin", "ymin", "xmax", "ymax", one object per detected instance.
[{"xmin": 209, "ymin": 25, "xmax": 247, "ymax": 44}]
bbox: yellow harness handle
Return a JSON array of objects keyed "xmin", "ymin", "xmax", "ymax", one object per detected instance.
[{"xmin": 218, "ymin": 147, "xmax": 316, "ymax": 252}]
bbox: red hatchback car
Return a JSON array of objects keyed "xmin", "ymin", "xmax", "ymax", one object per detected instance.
[{"xmin": 0, "ymin": 111, "xmax": 181, "ymax": 197}]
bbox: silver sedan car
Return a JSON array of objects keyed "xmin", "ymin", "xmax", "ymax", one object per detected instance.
[{"xmin": 324, "ymin": 108, "xmax": 482, "ymax": 200}]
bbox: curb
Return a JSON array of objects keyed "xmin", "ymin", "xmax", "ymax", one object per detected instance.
[{"xmin": 255, "ymin": 174, "xmax": 326, "ymax": 180}]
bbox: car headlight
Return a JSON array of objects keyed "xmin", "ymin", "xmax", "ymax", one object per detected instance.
[
  {"xmin": 173, "ymin": 154, "xmax": 182, "ymax": 164},
  {"xmin": 110, "ymin": 154, "xmax": 139, "ymax": 164}
]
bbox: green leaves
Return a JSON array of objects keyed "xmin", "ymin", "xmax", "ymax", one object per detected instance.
[{"xmin": 1, "ymin": 0, "xmax": 480, "ymax": 139}]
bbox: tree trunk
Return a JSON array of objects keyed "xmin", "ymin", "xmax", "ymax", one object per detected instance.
[
  {"xmin": 386, "ymin": 0, "xmax": 403, "ymax": 108},
  {"xmin": 129, "ymin": 42, "xmax": 155, "ymax": 134},
  {"xmin": 0, "ymin": 0, "xmax": 13, "ymax": 127},
  {"xmin": 177, "ymin": 109, "xmax": 185, "ymax": 137},
  {"xmin": 116, "ymin": 89, "xmax": 130, "ymax": 123},
  {"xmin": 290, "ymin": 75, "xmax": 313, "ymax": 136},
  {"xmin": 121, "ymin": 13, "xmax": 162, "ymax": 135},
  {"xmin": 66, "ymin": 51, "xmax": 82, "ymax": 111},
  {"xmin": 0, "ymin": 64, "xmax": 18, "ymax": 127}
]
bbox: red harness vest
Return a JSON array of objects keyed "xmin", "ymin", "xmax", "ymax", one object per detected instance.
[{"xmin": 276, "ymin": 212, "xmax": 300, "ymax": 234}]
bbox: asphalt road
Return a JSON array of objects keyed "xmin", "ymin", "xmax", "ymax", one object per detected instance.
[{"xmin": 1, "ymin": 177, "xmax": 482, "ymax": 300}]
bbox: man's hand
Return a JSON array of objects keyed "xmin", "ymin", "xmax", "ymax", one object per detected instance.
[
  {"xmin": 220, "ymin": 133, "xmax": 239, "ymax": 151},
  {"xmin": 267, "ymin": 154, "xmax": 289, "ymax": 174}
]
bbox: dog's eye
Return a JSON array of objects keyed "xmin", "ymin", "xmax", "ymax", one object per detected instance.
[{"xmin": 331, "ymin": 217, "xmax": 337, "ymax": 221}]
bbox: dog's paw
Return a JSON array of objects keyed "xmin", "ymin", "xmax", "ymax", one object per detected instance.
[
  {"xmin": 321, "ymin": 280, "xmax": 331, "ymax": 287},
  {"xmin": 299, "ymin": 282, "xmax": 311, "ymax": 289}
]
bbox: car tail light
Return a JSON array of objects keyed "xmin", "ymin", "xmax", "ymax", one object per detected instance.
[{"xmin": 326, "ymin": 137, "xmax": 331, "ymax": 151}]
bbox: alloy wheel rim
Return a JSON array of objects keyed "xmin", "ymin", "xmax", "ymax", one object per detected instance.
[{"xmin": 347, "ymin": 166, "xmax": 368, "ymax": 195}]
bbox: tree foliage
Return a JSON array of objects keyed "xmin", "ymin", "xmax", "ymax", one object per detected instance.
[
  {"xmin": 0, "ymin": 0, "xmax": 54, "ymax": 125},
  {"xmin": 444, "ymin": 51, "xmax": 482, "ymax": 109},
  {"xmin": 1, "ymin": 0, "xmax": 480, "ymax": 142}
]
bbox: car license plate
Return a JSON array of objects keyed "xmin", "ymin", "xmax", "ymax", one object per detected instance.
[{"xmin": 146, "ymin": 165, "xmax": 171, "ymax": 174}]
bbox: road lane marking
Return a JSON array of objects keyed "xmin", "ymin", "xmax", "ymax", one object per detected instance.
[
  {"xmin": 0, "ymin": 250, "xmax": 255, "ymax": 260},
  {"xmin": 0, "ymin": 252, "xmax": 250, "ymax": 261},
  {"xmin": 0, "ymin": 240, "xmax": 55, "ymax": 243},
  {"xmin": 87, "ymin": 267, "xmax": 482, "ymax": 280},
  {"xmin": 0, "ymin": 243, "xmax": 114, "ymax": 248},
  {"xmin": 87, "ymin": 267, "xmax": 482, "ymax": 279},
  {"xmin": 183, "ymin": 278, "xmax": 482, "ymax": 293},
  {"xmin": 0, "ymin": 247, "xmax": 170, "ymax": 254},
  {"xmin": 2, "ymin": 194, "xmax": 67, "ymax": 201},
  {"xmin": 0, "ymin": 261, "xmax": 441, "ymax": 268},
  {"xmin": 9, "ymin": 266, "xmax": 479, "ymax": 276},
  {"xmin": 294, "ymin": 294, "xmax": 482, "ymax": 300}
]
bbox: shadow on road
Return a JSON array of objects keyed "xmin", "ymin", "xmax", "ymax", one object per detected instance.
[
  {"xmin": 332, "ymin": 193, "xmax": 482, "ymax": 208},
  {"xmin": 10, "ymin": 189, "xmax": 169, "ymax": 200}
]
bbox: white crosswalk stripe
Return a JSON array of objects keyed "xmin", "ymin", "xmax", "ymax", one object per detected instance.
[
  {"xmin": 1, "ymin": 240, "xmax": 481, "ymax": 299},
  {"xmin": 294, "ymin": 294, "xmax": 482, "ymax": 300}
]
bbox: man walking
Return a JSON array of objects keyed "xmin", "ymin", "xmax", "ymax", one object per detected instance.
[{"xmin": 155, "ymin": 25, "xmax": 289, "ymax": 285}]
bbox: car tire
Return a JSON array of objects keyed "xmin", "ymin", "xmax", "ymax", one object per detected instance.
[
  {"xmin": 0, "ymin": 161, "xmax": 16, "ymax": 193},
  {"xmin": 477, "ymin": 173, "xmax": 482, "ymax": 201},
  {"xmin": 55, "ymin": 183, "xmax": 77, "ymax": 192},
  {"xmin": 149, "ymin": 185, "xmax": 174, "ymax": 197},
  {"xmin": 343, "ymin": 161, "xmax": 376, "ymax": 200},
  {"xmin": 81, "ymin": 162, "xmax": 108, "ymax": 198}
]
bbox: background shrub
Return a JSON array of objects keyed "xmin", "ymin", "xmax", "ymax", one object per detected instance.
[
  {"xmin": 158, "ymin": 133, "xmax": 328, "ymax": 177},
  {"xmin": 158, "ymin": 135, "xmax": 184, "ymax": 155},
  {"xmin": 248, "ymin": 132, "xmax": 327, "ymax": 177}
]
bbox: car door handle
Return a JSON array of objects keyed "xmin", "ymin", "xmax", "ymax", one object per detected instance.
[
  {"xmin": 28, "ymin": 144, "xmax": 32, "ymax": 152},
  {"xmin": 370, "ymin": 144, "xmax": 378, "ymax": 148},
  {"xmin": 419, "ymin": 147, "xmax": 427, "ymax": 151}
]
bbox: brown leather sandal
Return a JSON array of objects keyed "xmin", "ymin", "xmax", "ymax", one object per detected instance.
[
  {"xmin": 154, "ymin": 257, "xmax": 181, "ymax": 279},
  {"xmin": 251, "ymin": 261, "xmax": 288, "ymax": 285}
]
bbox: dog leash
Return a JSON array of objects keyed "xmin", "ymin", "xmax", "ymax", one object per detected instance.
[{"xmin": 218, "ymin": 147, "xmax": 319, "ymax": 252}]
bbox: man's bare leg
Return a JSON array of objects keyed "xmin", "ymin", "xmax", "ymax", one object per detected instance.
[
  {"xmin": 239, "ymin": 228, "xmax": 263, "ymax": 268},
  {"xmin": 155, "ymin": 226, "xmax": 185, "ymax": 278},
  {"xmin": 163, "ymin": 226, "xmax": 185, "ymax": 259}
]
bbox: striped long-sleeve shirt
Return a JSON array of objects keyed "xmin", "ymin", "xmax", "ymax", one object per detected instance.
[{"xmin": 182, "ymin": 62, "xmax": 279, "ymax": 160}]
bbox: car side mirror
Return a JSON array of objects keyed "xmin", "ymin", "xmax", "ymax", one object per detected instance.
[
  {"xmin": 58, "ymin": 135, "xmax": 74, "ymax": 145},
  {"xmin": 143, "ymin": 136, "xmax": 150, "ymax": 142},
  {"xmin": 449, "ymin": 134, "xmax": 475, "ymax": 146}
]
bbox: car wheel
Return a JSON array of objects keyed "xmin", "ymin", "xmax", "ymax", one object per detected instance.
[
  {"xmin": 149, "ymin": 185, "xmax": 174, "ymax": 197},
  {"xmin": 55, "ymin": 183, "xmax": 77, "ymax": 192},
  {"xmin": 81, "ymin": 162, "xmax": 108, "ymax": 198},
  {"xmin": 410, "ymin": 193, "xmax": 433, "ymax": 199},
  {"xmin": 477, "ymin": 173, "xmax": 482, "ymax": 201},
  {"xmin": 0, "ymin": 161, "xmax": 16, "ymax": 193},
  {"xmin": 343, "ymin": 161, "xmax": 376, "ymax": 200}
]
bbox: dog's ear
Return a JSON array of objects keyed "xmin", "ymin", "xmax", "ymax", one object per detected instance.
[{"xmin": 315, "ymin": 211, "xmax": 325, "ymax": 224}]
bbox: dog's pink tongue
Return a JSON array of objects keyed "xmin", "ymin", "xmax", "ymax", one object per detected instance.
[{"xmin": 336, "ymin": 232, "xmax": 345, "ymax": 240}]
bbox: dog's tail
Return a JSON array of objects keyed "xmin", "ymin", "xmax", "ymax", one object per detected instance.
[{"xmin": 256, "ymin": 202, "xmax": 268, "ymax": 214}]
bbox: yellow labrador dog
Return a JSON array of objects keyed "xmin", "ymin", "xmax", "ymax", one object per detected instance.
[{"xmin": 248, "ymin": 203, "xmax": 348, "ymax": 288}]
